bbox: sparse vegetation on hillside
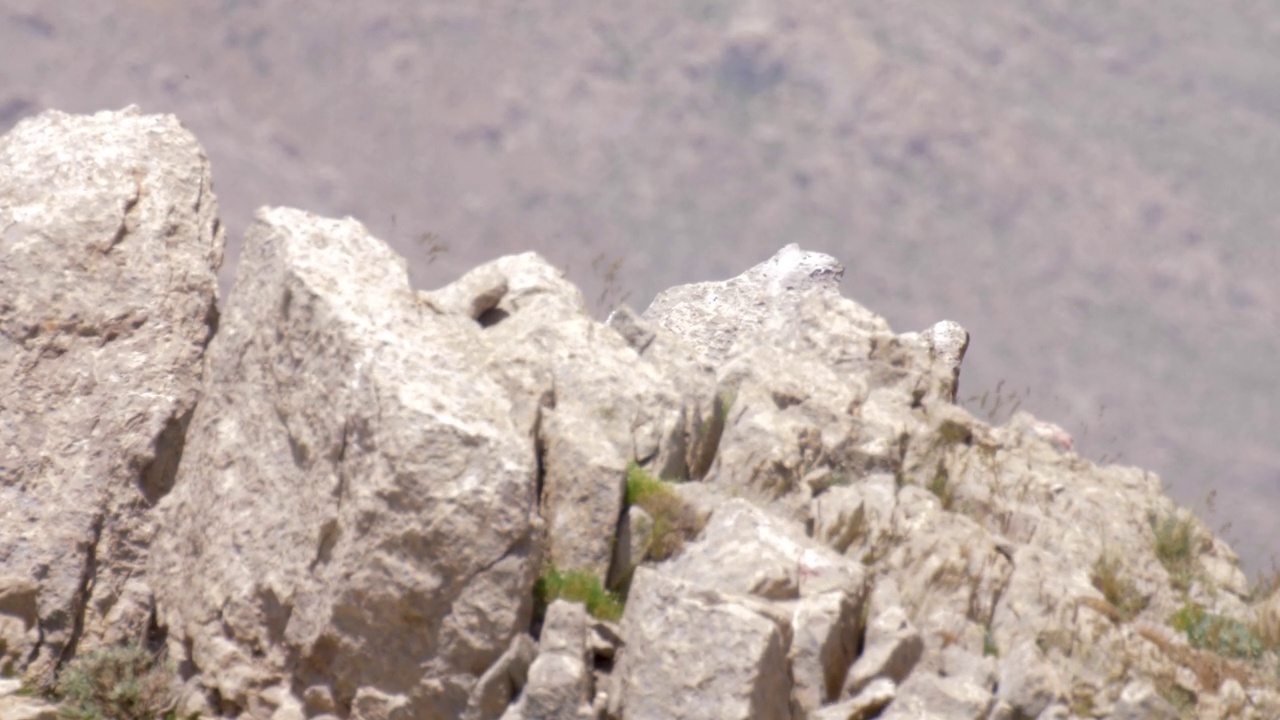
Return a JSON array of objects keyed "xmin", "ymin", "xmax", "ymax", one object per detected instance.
[
  {"xmin": 1150, "ymin": 508, "xmax": 1201, "ymax": 591},
  {"xmin": 1089, "ymin": 551, "xmax": 1149, "ymax": 622},
  {"xmin": 54, "ymin": 643, "xmax": 179, "ymax": 720},
  {"xmin": 1170, "ymin": 603, "xmax": 1265, "ymax": 661},
  {"xmin": 534, "ymin": 564, "xmax": 625, "ymax": 622},
  {"xmin": 625, "ymin": 462, "xmax": 703, "ymax": 562}
]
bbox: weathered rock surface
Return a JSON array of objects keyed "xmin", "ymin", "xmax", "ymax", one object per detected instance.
[
  {"xmin": 0, "ymin": 106, "xmax": 222, "ymax": 686},
  {"xmin": 615, "ymin": 569, "xmax": 791, "ymax": 720},
  {"xmin": 148, "ymin": 207, "xmax": 540, "ymax": 719},
  {"xmin": 6, "ymin": 108, "xmax": 1280, "ymax": 720},
  {"xmin": 500, "ymin": 601, "xmax": 593, "ymax": 720}
]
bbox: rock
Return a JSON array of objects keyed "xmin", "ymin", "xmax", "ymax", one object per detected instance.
[
  {"xmin": 790, "ymin": 590, "xmax": 862, "ymax": 712},
  {"xmin": 149, "ymin": 207, "xmax": 539, "ymax": 718},
  {"xmin": 608, "ymin": 505, "xmax": 654, "ymax": 590},
  {"xmin": 502, "ymin": 601, "xmax": 593, "ymax": 720},
  {"xmin": 0, "ymin": 106, "xmax": 222, "ymax": 685},
  {"xmin": 938, "ymin": 645, "xmax": 996, "ymax": 691},
  {"xmin": 4, "ymin": 130, "xmax": 1277, "ymax": 720},
  {"xmin": 842, "ymin": 579, "xmax": 923, "ymax": 698},
  {"xmin": 540, "ymin": 413, "xmax": 628, "ymax": 580},
  {"xmin": 615, "ymin": 568, "xmax": 791, "ymax": 720},
  {"xmin": 664, "ymin": 499, "xmax": 867, "ymax": 601},
  {"xmin": 465, "ymin": 634, "xmax": 538, "ymax": 720},
  {"xmin": 0, "ymin": 695, "xmax": 59, "ymax": 720},
  {"xmin": 812, "ymin": 474, "xmax": 898, "ymax": 560},
  {"xmin": 878, "ymin": 671, "xmax": 993, "ymax": 720},
  {"xmin": 432, "ymin": 253, "xmax": 717, "ymax": 584},
  {"xmin": 810, "ymin": 677, "xmax": 897, "ymax": 720},
  {"xmin": 994, "ymin": 641, "xmax": 1064, "ymax": 719},
  {"xmin": 1110, "ymin": 680, "xmax": 1179, "ymax": 720}
]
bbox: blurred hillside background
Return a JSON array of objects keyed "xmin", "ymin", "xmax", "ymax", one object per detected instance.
[{"xmin": 3, "ymin": 1, "xmax": 1278, "ymax": 574}]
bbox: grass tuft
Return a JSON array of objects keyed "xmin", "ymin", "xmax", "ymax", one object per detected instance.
[
  {"xmin": 625, "ymin": 462, "xmax": 703, "ymax": 561},
  {"xmin": 1150, "ymin": 509, "xmax": 1200, "ymax": 591},
  {"xmin": 534, "ymin": 564, "xmax": 625, "ymax": 622},
  {"xmin": 1090, "ymin": 551, "xmax": 1148, "ymax": 621}
]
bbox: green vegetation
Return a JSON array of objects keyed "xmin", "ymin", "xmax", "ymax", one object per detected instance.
[
  {"xmin": 1150, "ymin": 509, "xmax": 1200, "ymax": 591},
  {"xmin": 534, "ymin": 564, "xmax": 625, "ymax": 622},
  {"xmin": 625, "ymin": 462, "xmax": 703, "ymax": 562},
  {"xmin": 1090, "ymin": 551, "xmax": 1148, "ymax": 621},
  {"xmin": 717, "ymin": 390, "xmax": 737, "ymax": 420},
  {"xmin": 983, "ymin": 627, "xmax": 999, "ymax": 658},
  {"xmin": 1169, "ymin": 603, "xmax": 1264, "ymax": 661},
  {"xmin": 54, "ymin": 643, "xmax": 179, "ymax": 720},
  {"xmin": 927, "ymin": 464, "xmax": 955, "ymax": 511}
]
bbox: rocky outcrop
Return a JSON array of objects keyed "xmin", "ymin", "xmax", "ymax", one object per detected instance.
[
  {"xmin": 0, "ymin": 106, "xmax": 222, "ymax": 688},
  {"xmin": 4, "ymin": 107, "xmax": 1280, "ymax": 720},
  {"xmin": 148, "ymin": 207, "xmax": 542, "ymax": 719}
]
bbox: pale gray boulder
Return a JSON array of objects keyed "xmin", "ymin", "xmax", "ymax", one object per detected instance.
[
  {"xmin": 426, "ymin": 254, "xmax": 717, "ymax": 584},
  {"xmin": 877, "ymin": 671, "xmax": 993, "ymax": 720},
  {"xmin": 842, "ymin": 594, "xmax": 923, "ymax": 698},
  {"xmin": 0, "ymin": 106, "xmax": 222, "ymax": 685},
  {"xmin": 465, "ymin": 634, "xmax": 538, "ymax": 720},
  {"xmin": 656, "ymin": 499, "xmax": 868, "ymax": 715},
  {"xmin": 1108, "ymin": 680, "xmax": 1180, "ymax": 720},
  {"xmin": 615, "ymin": 568, "xmax": 791, "ymax": 720},
  {"xmin": 790, "ymin": 590, "xmax": 862, "ymax": 713},
  {"xmin": 501, "ymin": 601, "xmax": 593, "ymax": 720},
  {"xmin": 663, "ymin": 498, "xmax": 867, "ymax": 601},
  {"xmin": 608, "ymin": 505, "xmax": 654, "ymax": 591},
  {"xmin": 809, "ymin": 678, "xmax": 896, "ymax": 720},
  {"xmin": 149, "ymin": 208, "xmax": 539, "ymax": 719},
  {"xmin": 993, "ymin": 641, "xmax": 1064, "ymax": 719}
]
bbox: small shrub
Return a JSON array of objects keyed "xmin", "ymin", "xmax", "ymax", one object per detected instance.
[
  {"xmin": 1248, "ymin": 556, "xmax": 1280, "ymax": 604},
  {"xmin": 926, "ymin": 464, "xmax": 955, "ymax": 510},
  {"xmin": 983, "ymin": 627, "xmax": 999, "ymax": 658},
  {"xmin": 1068, "ymin": 687, "xmax": 1096, "ymax": 717},
  {"xmin": 1150, "ymin": 509, "xmax": 1199, "ymax": 590},
  {"xmin": 534, "ymin": 564, "xmax": 624, "ymax": 622},
  {"xmin": 1170, "ymin": 603, "xmax": 1264, "ymax": 661},
  {"xmin": 55, "ymin": 644, "xmax": 176, "ymax": 720},
  {"xmin": 1090, "ymin": 552, "xmax": 1148, "ymax": 621},
  {"xmin": 625, "ymin": 462, "xmax": 703, "ymax": 561}
]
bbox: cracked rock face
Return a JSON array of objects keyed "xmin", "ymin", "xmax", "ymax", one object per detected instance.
[
  {"xmin": 6, "ymin": 108, "xmax": 1280, "ymax": 720},
  {"xmin": 0, "ymin": 107, "xmax": 222, "ymax": 687},
  {"xmin": 148, "ymin": 208, "xmax": 542, "ymax": 719}
]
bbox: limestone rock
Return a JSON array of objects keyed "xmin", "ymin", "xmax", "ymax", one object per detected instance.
[
  {"xmin": 664, "ymin": 498, "xmax": 867, "ymax": 601},
  {"xmin": 1109, "ymin": 680, "xmax": 1180, "ymax": 720},
  {"xmin": 149, "ymin": 207, "xmax": 539, "ymax": 718},
  {"xmin": 810, "ymin": 678, "xmax": 896, "ymax": 720},
  {"xmin": 465, "ymin": 634, "xmax": 538, "ymax": 720},
  {"xmin": 615, "ymin": 568, "xmax": 791, "ymax": 720},
  {"xmin": 994, "ymin": 641, "xmax": 1064, "ymax": 719},
  {"xmin": 0, "ymin": 695, "xmax": 59, "ymax": 720},
  {"xmin": 502, "ymin": 601, "xmax": 593, "ymax": 720},
  {"xmin": 4, "ymin": 124, "xmax": 1278, "ymax": 720},
  {"xmin": 842, "ymin": 599, "xmax": 923, "ymax": 698},
  {"xmin": 428, "ymin": 253, "xmax": 717, "ymax": 584},
  {"xmin": 608, "ymin": 505, "xmax": 654, "ymax": 591},
  {"xmin": 877, "ymin": 671, "xmax": 993, "ymax": 720},
  {"xmin": 790, "ymin": 590, "xmax": 862, "ymax": 712},
  {"xmin": 0, "ymin": 106, "xmax": 222, "ymax": 685}
]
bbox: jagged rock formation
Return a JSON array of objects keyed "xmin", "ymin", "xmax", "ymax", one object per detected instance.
[{"xmin": 3, "ymin": 107, "xmax": 1280, "ymax": 719}]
